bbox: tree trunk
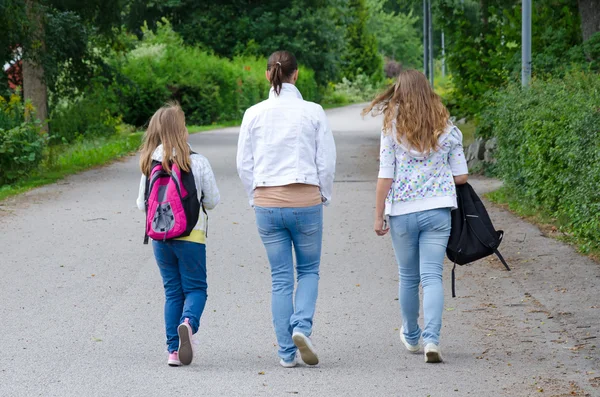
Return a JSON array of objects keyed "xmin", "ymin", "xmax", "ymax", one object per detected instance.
[
  {"xmin": 22, "ymin": 61, "xmax": 47, "ymax": 132},
  {"xmin": 22, "ymin": 0, "xmax": 48, "ymax": 133},
  {"xmin": 578, "ymin": 0, "xmax": 600, "ymax": 42}
]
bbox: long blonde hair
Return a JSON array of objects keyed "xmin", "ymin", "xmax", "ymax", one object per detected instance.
[
  {"xmin": 362, "ymin": 69, "xmax": 449, "ymax": 153},
  {"xmin": 139, "ymin": 102, "xmax": 191, "ymax": 176}
]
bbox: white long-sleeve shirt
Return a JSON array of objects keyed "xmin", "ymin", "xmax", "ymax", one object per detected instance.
[
  {"xmin": 136, "ymin": 144, "xmax": 220, "ymax": 243},
  {"xmin": 378, "ymin": 124, "xmax": 468, "ymax": 216},
  {"xmin": 237, "ymin": 83, "xmax": 336, "ymax": 206}
]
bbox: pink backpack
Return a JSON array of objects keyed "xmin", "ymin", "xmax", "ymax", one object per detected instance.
[{"xmin": 143, "ymin": 160, "xmax": 201, "ymax": 244}]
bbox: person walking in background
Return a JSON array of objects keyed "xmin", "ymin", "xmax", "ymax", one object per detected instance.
[
  {"xmin": 136, "ymin": 102, "xmax": 220, "ymax": 367},
  {"xmin": 363, "ymin": 70, "xmax": 468, "ymax": 363},
  {"xmin": 236, "ymin": 50, "xmax": 336, "ymax": 368}
]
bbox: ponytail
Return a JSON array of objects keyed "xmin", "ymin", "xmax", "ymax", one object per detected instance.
[
  {"xmin": 270, "ymin": 61, "xmax": 284, "ymax": 95},
  {"xmin": 267, "ymin": 51, "xmax": 298, "ymax": 96}
]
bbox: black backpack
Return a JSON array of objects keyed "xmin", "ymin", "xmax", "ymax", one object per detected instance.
[{"xmin": 446, "ymin": 183, "xmax": 510, "ymax": 297}]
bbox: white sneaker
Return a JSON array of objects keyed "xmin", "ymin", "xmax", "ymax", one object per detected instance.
[
  {"xmin": 292, "ymin": 332, "xmax": 319, "ymax": 365},
  {"xmin": 399, "ymin": 327, "xmax": 420, "ymax": 353},
  {"xmin": 424, "ymin": 343, "xmax": 443, "ymax": 363},
  {"xmin": 279, "ymin": 357, "xmax": 297, "ymax": 368}
]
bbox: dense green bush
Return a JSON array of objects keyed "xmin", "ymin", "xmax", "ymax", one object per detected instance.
[
  {"xmin": 322, "ymin": 74, "xmax": 384, "ymax": 106},
  {"xmin": 113, "ymin": 21, "xmax": 319, "ymax": 127},
  {"xmin": 0, "ymin": 94, "xmax": 47, "ymax": 184},
  {"xmin": 481, "ymin": 71, "xmax": 600, "ymax": 252},
  {"xmin": 49, "ymin": 77, "xmax": 122, "ymax": 144}
]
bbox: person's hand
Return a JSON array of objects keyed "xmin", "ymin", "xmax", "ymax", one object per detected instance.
[{"xmin": 374, "ymin": 217, "xmax": 389, "ymax": 236}]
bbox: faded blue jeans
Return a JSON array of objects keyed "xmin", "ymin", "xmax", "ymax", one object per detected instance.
[
  {"xmin": 389, "ymin": 208, "xmax": 451, "ymax": 346},
  {"xmin": 152, "ymin": 240, "xmax": 208, "ymax": 353},
  {"xmin": 255, "ymin": 204, "xmax": 323, "ymax": 362}
]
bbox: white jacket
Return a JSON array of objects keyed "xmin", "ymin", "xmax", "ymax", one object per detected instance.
[
  {"xmin": 136, "ymin": 144, "xmax": 220, "ymax": 235},
  {"xmin": 237, "ymin": 83, "xmax": 336, "ymax": 206}
]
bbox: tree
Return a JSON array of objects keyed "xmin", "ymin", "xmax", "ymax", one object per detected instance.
[
  {"xmin": 1, "ymin": 0, "xmax": 123, "ymax": 130},
  {"xmin": 124, "ymin": 0, "xmax": 346, "ymax": 85},
  {"xmin": 341, "ymin": 0, "xmax": 383, "ymax": 81},
  {"xmin": 578, "ymin": 0, "xmax": 600, "ymax": 41},
  {"xmin": 436, "ymin": 0, "xmax": 583, "ymax": 116},
  {"xmin": 367, "ymin": 0, "xmax": 422, "ymax": 68}
]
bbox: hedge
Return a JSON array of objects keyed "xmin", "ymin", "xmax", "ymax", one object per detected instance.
[
  {"xmin": 113, "ymin": 21, "xmax": 319, "ymax": 127},
  {"xmin": 480, "ymin": 71, "xmax": 600, "ymax": 252}
]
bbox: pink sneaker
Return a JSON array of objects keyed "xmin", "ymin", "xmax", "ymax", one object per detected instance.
[
  {"xmin": 177, "ymin": 318, "xmax": 194, "ymax": 365},
  {"xmin": 168, "ymin": 351, "xmax": 181, "ymax": 367}
]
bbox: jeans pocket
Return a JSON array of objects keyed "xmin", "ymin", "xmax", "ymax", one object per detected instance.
[
  {"xmin": 427, "ymin": 208, "xmax": 451, "ymax": 232},
  {"xmin": 255, "ymin": 207, "xmax": 274, "ymax": 236},
  {"xmin": 389, "ymin": 215, "xmax": 409, "ymax": 236},
  {"xmin": 294, "ymin": 206, "xmax": 322, "ymax": 236}
]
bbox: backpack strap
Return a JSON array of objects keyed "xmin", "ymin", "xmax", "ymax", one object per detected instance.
[
  {"xmin": 201, "ymin": 194, "xmax": 208, "ymax": 237},
  {"xmin": 493, "ymin": 247, "xmax": 511, "ymax": 271},
  {"xmin": 143, "ymin": 174, "xmax": 151, "ymax": 245},
  {"xmin": 451, "ymin": 262, "xmax": 457, "ymax": 298},
  {"xmin": 466, "ymin": 217, "xmax": 511, "ymax": 271}
]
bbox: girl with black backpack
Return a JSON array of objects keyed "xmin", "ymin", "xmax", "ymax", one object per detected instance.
[{"xmin": 363, "ymin": 70, "xmax": 468, "ymax": 363}]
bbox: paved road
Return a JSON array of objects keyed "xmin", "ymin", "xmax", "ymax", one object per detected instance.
[{"xmin": 1, "ymin": 104, "xmax": 598, "ymax": 396}]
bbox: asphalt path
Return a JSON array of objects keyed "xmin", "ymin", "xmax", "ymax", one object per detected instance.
[{"xmin": 1, "ymin": 103, "xmax": 598, "ymax": 396}]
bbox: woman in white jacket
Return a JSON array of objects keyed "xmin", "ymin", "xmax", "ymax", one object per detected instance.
[{"xmin": 237, "ymin": 50, "xmax": 336, "ymax": 368}]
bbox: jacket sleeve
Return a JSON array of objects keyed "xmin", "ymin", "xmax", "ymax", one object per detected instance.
[
  {"xmin": 136, "ymin": 174, "xmax": 146, "ymax": 211},
  {"xmin": 449, "ymin": 126, "xmax": 469, "ymax": 176},
  {"xmin": 315, "ymin": 106, "xmax": 336, "ymax": 205},
  {"xmin": 193, "ymin": 155, "xmax": 220, "ymax": 210},
  {"xmin": 236, "ymin": 110, "xmax": 255, "ymax": 206},
  {"xmin": 378, "ymin": 130, "xmax": 396, "ymax": 178}
]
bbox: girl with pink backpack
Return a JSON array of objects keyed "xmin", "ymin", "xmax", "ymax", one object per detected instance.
[{"xmin": 136, "ymin": 102, "xmax": 220, "ymax": 367}]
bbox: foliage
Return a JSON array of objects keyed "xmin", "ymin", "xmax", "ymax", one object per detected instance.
[
  {"xmin": 480, "ymin": 71, "xmax": 600, "ymax": 252},
  {"xmin": 341, "ymin": 0, "xmax": 383, "ymax": 82},
  {"xmin": 0, "ymin": 0, "xmax": 125, "ymax": 98},
  {"xmin": 437, "ymin": 0, "xmax": 583, "ymax": 117},
  {"xmin": 123, "ymin": 0, "xmax": 345, "ymax": 85},
  {"xmin": 367, "ymin": 0, "xmax": 422, "ymax": 69},
  {"xmin": 48, "ymin": 76, "xmax": 121, "ymax": 143},
  {"xmin": 112, "ymin": 21, "xmax": 319, "ymax": 127},
  {"xmin": 0, "ymin": 92, "xmax": 46, "ymax": 184},
  {"xmin": 323, "ymin": 74, "xmax": 383, "ymax": 105}
]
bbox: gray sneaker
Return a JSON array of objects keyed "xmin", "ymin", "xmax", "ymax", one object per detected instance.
[
  {"xmin": 399, "ymin": 327, "xmax": 420, "ymax": 353},
  {"xmin": 292, "ymin": 332, "xmax": 319, "ymax": 365},
  {"xmin": 424, "ymin": 343, "xmax": 443, "ymax": 363}
]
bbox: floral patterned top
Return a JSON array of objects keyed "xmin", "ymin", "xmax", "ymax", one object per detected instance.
[{"xmin": 378, "ymin": 124, "xmax": 468, "ymax": 216}]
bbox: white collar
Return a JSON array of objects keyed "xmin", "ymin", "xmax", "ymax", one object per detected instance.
[{"xmin": 269, "ymin": 83, "xmax": 303, "ymax": 99}]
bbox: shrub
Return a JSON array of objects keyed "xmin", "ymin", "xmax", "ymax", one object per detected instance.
[
  {"xmin": 49, "ymin": 77, "xmax": 121, "ymax": 144},
  {"xmin": 481, "ymin": 71, "xmax": 600, "ymax": 252},
  {"xmin": 322, "ymin": 74, "xmax": 382, "ymax": 105},
  {"xmin": 384, "ymin": 59, "xmax": 402, "ymax": 79},
  {"xmin": 0, "ymin": 93, "xmax": 47, "ymax": 184},
  {"xmin": 112, "ymin": 21, "xmax": 320, "ymax": 127}
]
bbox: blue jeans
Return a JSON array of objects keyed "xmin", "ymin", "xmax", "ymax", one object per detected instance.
[
  {"xmin": 389, "ymin": 208, "xmax": 451, "ymax": 346},
  {"xmin": 152, "ymin": 240, "xmax": 208, "ymax": 353},
  {"xmin": 254, "ymin": 204, "xmax": 323, "ymax": 362}
]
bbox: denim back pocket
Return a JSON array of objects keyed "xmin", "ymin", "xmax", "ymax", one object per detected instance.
[
  {"xmin": 255, "ymin": 206, "xmax": 275, "ymax": 236},
  {"xmin": 294, "ymin": 205, "xmax": 322, "ymax": 236}
]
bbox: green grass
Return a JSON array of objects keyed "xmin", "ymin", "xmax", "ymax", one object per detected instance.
[
  {"xmin": 486, "ymin": 187, "xmax": 600, "ymax": 261},
  {"xmin": 0, "ymin": 122, "xmax": 235, "ymax": 202}
]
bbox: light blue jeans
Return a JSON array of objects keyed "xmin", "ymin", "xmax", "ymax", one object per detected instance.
[
  {"xmin": 254, "ymin": 204, "xmax": 323, "ymax": 362},
  {"xmin": 389, "ymin": 208, "xmax": 451, "ymax": 346}
]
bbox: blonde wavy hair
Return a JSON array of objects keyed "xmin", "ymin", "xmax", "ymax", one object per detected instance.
[
  {"xmin": 139, "ymin": 102, "xmax": 191, "ymax": 176},
  {"xmin": 362, "ymin": 69, "xmax": 449, "ymax": 153}
]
